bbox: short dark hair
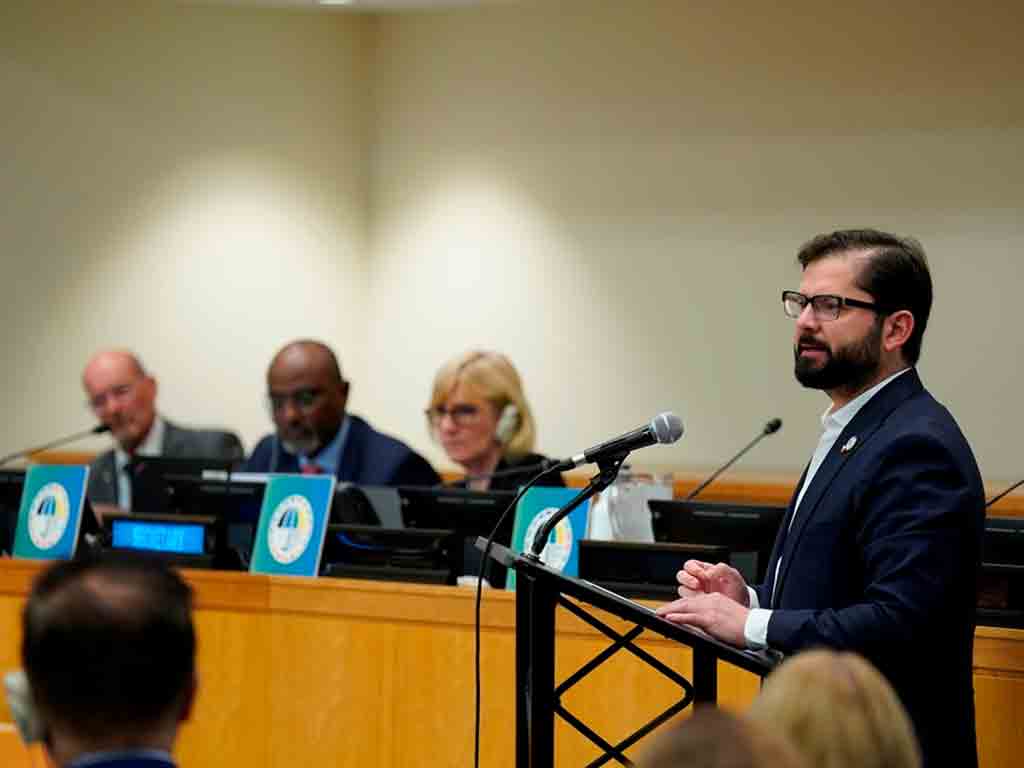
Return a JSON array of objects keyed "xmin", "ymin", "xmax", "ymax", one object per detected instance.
[
  {"xmin": 797, "ymin": 228, "xmax": 933, "ymax": 364},
  {"xmin": 21, "ymin": 556, "xmax": 195, "ymax": 740}
]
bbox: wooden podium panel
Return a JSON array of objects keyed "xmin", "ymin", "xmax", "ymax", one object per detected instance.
[{"xmin": 0, "ymin": 560, "xmax": 1020, "ymax": 767}]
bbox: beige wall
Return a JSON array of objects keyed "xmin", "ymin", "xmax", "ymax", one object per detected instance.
[
  {"xmin": 0, "ymin": 0, "xmax": 371, "ymax": 456},
  {"xmin": 1, "ymin": 0, "xmax": 1022, "ymax": 482},
  {"xmin": 365, "ymin": 0, "xmax": 1024, "ymax": 479}
]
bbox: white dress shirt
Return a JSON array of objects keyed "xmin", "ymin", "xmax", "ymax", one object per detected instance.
[{"xmin": 113, "ymin": 416, "xmax": 166, "ymax": 510}]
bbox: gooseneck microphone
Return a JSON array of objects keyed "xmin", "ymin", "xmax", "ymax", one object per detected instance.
[
  {"xmin": 530, "ymin": 412, "xmax": 684, "ymax": 556},
  {"xmin": 0, "ymin": 424, "xmax": 111, "ymax": 468},
  {"xmin": 986, "ymin": 479, "xmax": 1024, "ymax": 509},
  {"xmin": 551, "ymin": 412, "xmax": 684, "ymax": 472},
  {"xmin": 445, "ymin": 458, "xmax": 561, "ymax": 488},
  {"xmin": 684, "ymin": 418, "xmax": 782, "ymax": 502}
]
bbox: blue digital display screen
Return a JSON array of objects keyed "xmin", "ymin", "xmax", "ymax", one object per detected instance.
[{"xmin": 111, "ymin": 520, "xmax": 205, "ymax": 555}]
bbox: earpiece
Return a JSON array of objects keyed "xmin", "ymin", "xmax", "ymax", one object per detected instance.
[
  {"xmin": 495, "ymin": 404, "xmax": 520, "ymax": 445},
  {"xmin": 4, "ymin": 669, "xmax": 46, "ymax": 744}
]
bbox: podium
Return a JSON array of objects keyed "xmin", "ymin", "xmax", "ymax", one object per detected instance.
[{"xmin": 481, "ymin": 539, "xmax": 780, "ymax": 767}]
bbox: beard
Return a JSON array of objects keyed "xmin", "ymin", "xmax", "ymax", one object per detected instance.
[
  {"xmin": 279, "ymin": 430, "xmax": 322, "ymax": 458},
  {"xmin": 794, "ymin": 319, "xmax": 883, "ymax": 393}
]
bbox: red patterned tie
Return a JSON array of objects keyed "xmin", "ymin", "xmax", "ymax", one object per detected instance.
[{"xmin": 301, "ymin": 462, "xmax": 323, "ymax": 475}]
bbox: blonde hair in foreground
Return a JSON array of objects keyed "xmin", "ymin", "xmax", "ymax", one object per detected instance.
[
  {"xmin": 638, "ymin": 706, "xmax": 807, "ymax": 768},
  {"xmin": 746, "ymin": 650, "xmax": 921, "ymax": 768},
  {"xmin": 428, "ymin": 350, "xmax": 536, "ymax": 459}
]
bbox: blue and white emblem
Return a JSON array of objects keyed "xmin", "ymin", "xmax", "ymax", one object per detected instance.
[
  {"xmin": 28, "ymin": 483, "xmax": 71, "ymax": 551},
  {"xmin": 267, "ymin": 494, "xmax": 314, "ymax": 565},
  {"xmin": 523, "ymin": 506, "xmax": 575, "ymax": 572}
]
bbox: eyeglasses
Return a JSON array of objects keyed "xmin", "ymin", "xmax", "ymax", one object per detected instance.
[
  {"xmin": 86, "ymin": 380, "xmax": 139, "ymax": 411},
  {"xmin": 268, "ymin": 388, "xmax": 324, "ymax": 413},
  {"xmin": 782, "ymin": 290, "xmax": 887, "ymax": 321},
  {"xmin": 425, "ymin": 404, "xmax": 481, "ymax": 427}
]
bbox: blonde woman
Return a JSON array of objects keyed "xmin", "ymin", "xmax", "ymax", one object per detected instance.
[
  {"xmin": 746, "ymin": 650, "xmax": 921, "ymax": 768},
  {"xmin": 426, "ymin": 350, "xmax": 563, "ymax": 491}
]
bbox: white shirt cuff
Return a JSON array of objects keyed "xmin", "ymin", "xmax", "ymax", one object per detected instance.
[
  {"xmin": 744, "ymin": 608, "xmax": 771, "ymax": 650},
  {"xmin": 747, "ymin": 586, "xmax": 760, "ymax": 610}
]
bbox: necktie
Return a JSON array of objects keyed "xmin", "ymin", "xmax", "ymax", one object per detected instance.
[{"xmin": 301, "ymin": 462, "xmax": 324, "ymax": 475}]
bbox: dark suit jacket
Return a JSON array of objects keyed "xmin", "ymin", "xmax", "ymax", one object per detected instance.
[
  {"xmin": 753, "ymin": 369, "xmax": 984, "ymax": 768},
  {"xmin": 87, "ymin": 420, "xmax": 244, "ymax": 507},
  {"xmin": 245, "ymin": 414, "xmax": 440, "ymax": 487}
]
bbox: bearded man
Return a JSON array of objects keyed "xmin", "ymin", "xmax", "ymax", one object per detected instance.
[{"xmin": 657, "ymin": 229, "xmax": 984, "ymax": 768}]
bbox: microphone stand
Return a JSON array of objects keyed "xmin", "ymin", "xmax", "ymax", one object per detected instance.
[
  {"xmin": 987, "ymin": 479, "xmax": 1024, "ymax": 509},
  {"xmin": 685, "ymin": 428, "xmax": 774, "ymax": 502},
  {"xmin": 527, "ymin": 453, "xmax": 626, "ymax": 559},
  {"xmin": 0, "ymin": 425, "xmax": 108, "ymax": 469}
]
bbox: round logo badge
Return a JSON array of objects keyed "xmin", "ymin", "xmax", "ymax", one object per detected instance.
[
  {"xmin": 267, "ymin": 494, "xmax": 314, "ymax": 565},
  {"xmin": 523, "ymin": 507, "xmax": 574, "ymax": 572},
  {"xmin": 28, "ymin": 483, "xmax": 71, "ymax": 551}
]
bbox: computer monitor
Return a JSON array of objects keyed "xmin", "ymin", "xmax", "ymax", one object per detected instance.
[
  {"xmin": 128, "ymin": 456, "xmax": 238, "ymax": 515},
  {"xmin": 978, "ymin": 516, "xmax": 1024, "ymax": 628},
  {"xmin": 398, "ymin": 486, "xmax": 517, "ymax": 537},
  {"xmin": 322, "ymin": 524, "xmax": 455, "ymax": 585},
  {"xmin": 161, "ymin": 474, "xmax": 384, "ymax": 568},
  {"xmin": 648, "ymin": 499, "xmax": 786, "ymax": 583},
  {"xmin": 401, "ymin": 486, "xmax": 518, "ymax": 582},
  {"xmin": 0, "ymin": 470, "xmax": 25, "ymax": 555},
  {"xmin": 579, "ymin": 540, "xmax": 731, "ymax": 600}
]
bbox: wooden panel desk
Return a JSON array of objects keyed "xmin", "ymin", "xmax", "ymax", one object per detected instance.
[
  {"xmin": 0, "ymin": 560, "xmax": 759, "ymax": 768},
  {"xmin": 0, "ymin": 560, "xmax": 1021, "ymax": 768}
]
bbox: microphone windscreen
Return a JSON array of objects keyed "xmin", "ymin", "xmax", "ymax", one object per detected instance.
[
  {"xmin": 652, "ymin": 412, "xmax": 684, "ymax": 444},
  {"xmin": 764, "ymin": 418, "xmax": 782, "ymax": 435}
]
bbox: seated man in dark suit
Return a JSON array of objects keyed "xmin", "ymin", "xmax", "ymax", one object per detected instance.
[
  {"xmin": 82, "ymin": 350, "xmax": 244, "ymax": 516},
  {"xmin": 13, "ymin": 556, "xmax": 196, "ymax": 768},
  {"xmin": 246, "ymin": 339, "xmax": 440, "ymax": 486}
]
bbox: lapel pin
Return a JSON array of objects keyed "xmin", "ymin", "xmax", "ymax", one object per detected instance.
[{"xmin": 840, "ymin": 436, "xmax": 858, "ymax": 455}]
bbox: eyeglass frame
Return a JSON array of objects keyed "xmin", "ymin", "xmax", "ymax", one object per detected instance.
[
  {"xmin": 267, "ymin": 388, "xmax": 326, "ymax": 414},
  {"xmin": 781, "ymin": 290, "xmax": 890, "ymax": 321},
  {"xmin": 425, "ymin": 403, "xmax": 483, "ymax": 428}
]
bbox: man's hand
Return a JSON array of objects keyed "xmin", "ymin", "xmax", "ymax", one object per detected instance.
[
  {"xmin": 655, "ymin": 592, "xmax": 750, "ymax": 648},
  {"xmin": 675, "ymin": 559, "xmax": 749, "ymax": 605}
]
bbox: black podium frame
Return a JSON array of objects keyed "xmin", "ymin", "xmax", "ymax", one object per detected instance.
[{"xmin": 480, "ymin": 539, "xmax": 779, "ymax": 768}]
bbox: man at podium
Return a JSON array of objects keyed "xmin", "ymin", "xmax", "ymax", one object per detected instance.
[{"xmin": 657, "ymin": 229, "xmax": 984, "ymax": 768}]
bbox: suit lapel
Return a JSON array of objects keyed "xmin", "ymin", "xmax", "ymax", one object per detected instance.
[
  {"xmin": 161, "ymin": 421, "xmax": 182, "ymax": 456},
  {"xmin": 764, "ymin": 462, "xmax": 807, "ymax": 604},
  {"xmin": 772, "ymin": 370, "xmax": 924, "ymax": 607},
  {"xmin": 336, "ymin": 416, "xmax": 366, "ymax": 482}
]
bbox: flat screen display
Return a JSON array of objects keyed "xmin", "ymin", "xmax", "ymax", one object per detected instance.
[{"xmin": 111, "ymin": 519, "xmax": 205, "ymax": 555}]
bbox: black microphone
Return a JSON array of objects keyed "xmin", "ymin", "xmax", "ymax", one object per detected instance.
[
  {"xmin": 552, "ymin": 412, "xmax": 684, "ymax": 471},
  {"xmin": 0, "ymin": 424, "xmax": 111, "ymax": 468},
  {"xmin": 684, "ymin": 418, "xmax": 782, "ymax": 502},
  {"xmin": 986, "ymin": 479, "xmax": 1024, "ymax": 509}
]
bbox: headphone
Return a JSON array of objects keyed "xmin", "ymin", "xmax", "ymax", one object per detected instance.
[{"xmin": 495, "ymin": 403, "xmax": 520, "ymax": 445}]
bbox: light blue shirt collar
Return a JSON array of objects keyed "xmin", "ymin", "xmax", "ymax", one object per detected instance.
[{"xmin": 298, "ymin": 415, "xmax": 350, "ymax": 475}]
